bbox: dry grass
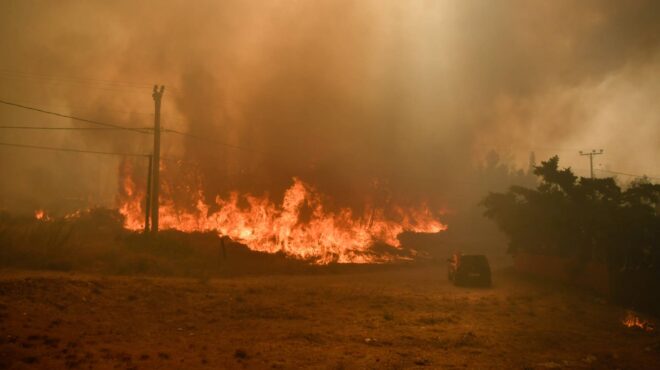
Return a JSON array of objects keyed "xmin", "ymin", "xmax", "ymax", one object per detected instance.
[{"xmin": 0, "ymin": 266, "xmax": 658, "ymax": 369}]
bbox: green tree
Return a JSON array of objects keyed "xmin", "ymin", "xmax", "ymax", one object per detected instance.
[{"xmin": 482, "ymin": 156, "xmax": 659, "ymax": 264}]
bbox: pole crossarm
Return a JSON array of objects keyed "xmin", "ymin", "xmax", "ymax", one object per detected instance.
[{"xmin": 579, "ymin": 149, "xmax": 604, "ymax": 179}]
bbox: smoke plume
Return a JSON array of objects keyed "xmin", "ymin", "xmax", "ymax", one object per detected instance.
[{"xmin": 0, "ymin": 0, "xmax": 658, "ymax": 216}]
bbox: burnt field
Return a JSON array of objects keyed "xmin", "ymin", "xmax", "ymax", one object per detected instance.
[{"xmin": 1, "ymin": 266, "xmax": 658, "ymax": 370}]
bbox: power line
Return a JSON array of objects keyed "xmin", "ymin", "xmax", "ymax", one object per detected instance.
[
  {"xmin": 595, "ymin": 169, "xmax": 660, "ymax": 181},
  {"xmin": 0, "ymin": 100, "xmax": 269, "ymax": 153},
  {"xmin": 0, "ymin": 69, "xmax": 182, "ymax": 94},
  {"xmin": 0, "ymin": 75, "xmax": 153, "ymax": 96},
  {"xmin": 0, "ymin": 141, "xmax": 147, "ymax": 157},
  {"xmin": 0, "ymin": 98, "xmax": 154, "ymax": 115},
  {"xmin": 0, "ymin": 125, "xmax": 153, "ymax": 131},
  {"xmin": 0, "ymin": 99, "xmax": 151, "ymax": 134},
  {"xmin": 0, "ymin": 69, "xmax": 153, "ymax": 89}
]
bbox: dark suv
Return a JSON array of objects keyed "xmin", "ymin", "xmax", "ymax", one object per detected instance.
[{"xmin": 447, "ymin": 253, "xmax": 492, "ymax": 286}]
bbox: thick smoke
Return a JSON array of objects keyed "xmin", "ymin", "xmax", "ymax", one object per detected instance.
[{"xmin": 0, "ymin": 0, "xmax": 658, "ymax": 216}]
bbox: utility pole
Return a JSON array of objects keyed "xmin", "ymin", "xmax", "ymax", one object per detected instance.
[
  {"xmin": 144, "ymin": 154, "xmax": 153, "ymax": 234},
  {"xmin": 579, "ymin": 149, "xmax": 604, "ymax": 179},
  {"xmin": 151, "ymin": 85, "xmax": 165, "ymax": 233},
  {"xmin": 528, "ymin": 151, "xmax": 536, "ymax": 173}
]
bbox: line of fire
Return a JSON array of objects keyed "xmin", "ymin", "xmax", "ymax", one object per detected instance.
[{"xmin": 0, "ymin": 2, "xmax": 659, "ymax": 369}]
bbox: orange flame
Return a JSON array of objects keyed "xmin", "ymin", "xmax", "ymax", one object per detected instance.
[
  {"xmin": 119, "ymin": 176, "xmax": 446, "ymax": 264},
  {"xmin": 622, "ymin": 311, "xmax": 654, "ymax": 332},
  {"xmin": 34, "ymin": 209, "xmax": 46, "ymax": 220}
]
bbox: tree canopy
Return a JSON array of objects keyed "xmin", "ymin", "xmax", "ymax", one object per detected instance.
[{"xmin": 482, "ymin": 156, "xmax": 659, "ymax": 269}]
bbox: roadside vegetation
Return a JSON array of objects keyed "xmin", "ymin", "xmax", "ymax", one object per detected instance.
[{"xmin": 482, "ymin": 156, "xmax": 660, "ymax": 314}]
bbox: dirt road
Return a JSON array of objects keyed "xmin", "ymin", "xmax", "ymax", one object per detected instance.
[{"xmin": 0, "ymin": 266, "xmax": 658, "ymax": 369}]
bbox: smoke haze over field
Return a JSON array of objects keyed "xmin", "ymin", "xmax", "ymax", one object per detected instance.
[{"xmin": 0, "ymin": 0, "xmax": 659, "ymax": 215}]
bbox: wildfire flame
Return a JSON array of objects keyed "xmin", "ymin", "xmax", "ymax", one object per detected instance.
[
  {"xmin": 622, "ymin": 311, "xmax": 654, "ymax": 332},
  {"xmin": 119, "ymin": 174, "xmax": 446, "ymax": 264},
  {"xmin": 34, "ymin": 209, "xmax": 47, "ymax": 221}
]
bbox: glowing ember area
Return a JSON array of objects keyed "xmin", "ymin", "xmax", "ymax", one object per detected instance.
[
  {"xmin": 34, "ymin": 209, "xmax": 48, "ymax": 220},
  {"xmin": 622, "ymin": 311, "xmax": 654, "ymax": 332},
  {"xmin": 119, "ymin": 177, "xmax": 446, "ymax": 264}
]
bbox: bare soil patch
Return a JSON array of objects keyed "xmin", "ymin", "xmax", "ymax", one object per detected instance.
[{"xmin": 0, "ymin": 266, "xmax": 658, "ymax": 369}]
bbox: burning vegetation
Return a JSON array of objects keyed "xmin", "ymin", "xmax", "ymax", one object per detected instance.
[
  {"xmin": 622, "ymin": 311, "xmax": 655, "ymax": 332},
  {"xmin": 33, "ymin": 209, "xmax": 47, "ymax": 221},
  {"xmin": 0, "ymin": 208, "xmax": 354, "ymax": 276},
  {"xmin": 1, "ymin": 1, "xmax": 660, "ymax": 368},
  {"xmin": 117, "ymin": 159, "xmax": 446, "ymax": 264}
]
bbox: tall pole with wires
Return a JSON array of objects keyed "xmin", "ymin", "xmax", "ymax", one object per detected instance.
[
  {"xmin": 579, "ymin": 149, "xmax": 604, "ymax": 179},
  {"xmin": 151, "ymin": 85, "xmax": 165, "ymax": 233}
]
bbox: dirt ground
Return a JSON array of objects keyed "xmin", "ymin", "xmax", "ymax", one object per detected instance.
[{"xmin": 0, "ymin": 266, "xmax": 658, "ymax": 369}]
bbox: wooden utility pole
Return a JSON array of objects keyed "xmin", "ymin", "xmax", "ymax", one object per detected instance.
[
  {"xmin": 151, "ymin": 85, "xmax": 165, "ymax": 233},
  {"xmin": 579, "ymin": 149, "xmax": 604, "ymax": 179},
  {"xmin": 144, "ymin": 154, "xmax": 153, "ymax": 234}
]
